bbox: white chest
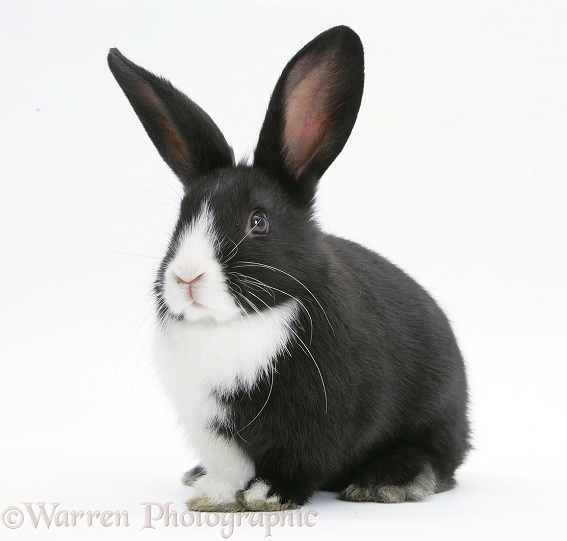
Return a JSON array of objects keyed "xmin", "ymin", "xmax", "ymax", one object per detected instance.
[{"xmin": 152, "ymin": 301, "xmax": 298, "ymax": 437}]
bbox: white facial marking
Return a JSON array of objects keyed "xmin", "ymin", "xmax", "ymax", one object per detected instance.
[{"xmin": 162, "ymin": 202, "xmax": 242, "ymax": 323}]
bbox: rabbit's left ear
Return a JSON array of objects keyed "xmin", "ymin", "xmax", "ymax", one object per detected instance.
[
  {"xmin": 108, "ymin": 48, "xmax": 234, "ymax": 188},
  {"xmin": 254, "ymin": 26, "xmax": 364, "ymax": 205}
]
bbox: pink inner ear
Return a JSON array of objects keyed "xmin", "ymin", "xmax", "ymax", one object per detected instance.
[
  {"xmin": 137, "ymin": 80, "xmax": 191, "ymax": 169},
  {"xmin": 284, "ymin": 55, "xmax": 335, "ymax": 180}
]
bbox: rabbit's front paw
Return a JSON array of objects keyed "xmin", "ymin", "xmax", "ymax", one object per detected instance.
[
  {"xmin": 185, "ymin": 474, "xmax": 244, "ymax": 512},
  {"xmin": 236, "ymin": 478, "xmax": 300, "ymax": 511}
]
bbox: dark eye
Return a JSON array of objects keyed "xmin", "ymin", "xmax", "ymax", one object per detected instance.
[{"xmin": 249, "ymin": 211, "xmax": 269, "ymax": 235}]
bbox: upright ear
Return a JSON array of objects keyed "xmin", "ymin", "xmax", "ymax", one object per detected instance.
[
  {"xmin": 253, "ymin": 26, "xmax": 364, "ymax": 205},
  {"xmin": 107, "ymin": 49, "xmax": 234, "ymax": 187}
]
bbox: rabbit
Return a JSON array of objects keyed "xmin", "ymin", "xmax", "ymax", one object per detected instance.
[{"xmin": 107, "ymin": 25, "xmax": 470, "ymax": 512}]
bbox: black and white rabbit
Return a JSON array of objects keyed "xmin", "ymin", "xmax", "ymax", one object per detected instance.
[{"xmin": 108, "ymin": 25, "xmax": 470, "ymax": 512}]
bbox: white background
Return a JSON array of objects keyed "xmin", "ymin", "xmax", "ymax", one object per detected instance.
[{"xmin": 1, "ymin": 1, "xmax": 566, "ymax": 539}]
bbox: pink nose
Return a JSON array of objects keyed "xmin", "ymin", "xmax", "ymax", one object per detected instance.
[
  {"xmin": 175, "ymin": 272, "xmax": 204, "ymax": 286},
  {"xmin": 175, "ymin": 273, "xmax": 204, "ymax": 301}
]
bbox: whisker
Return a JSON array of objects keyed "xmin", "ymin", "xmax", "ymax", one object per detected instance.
[
  {"xmin": 140, "ymin": 201, "xmax": 179, "ymax": 210},
  {"xmin": 264, "ymin": 286, "xmax": 314, "ymax": 345},
  {"xmin": 219, "ymin": 238, "xmax": 233, "ymax": 253},
  {"xmin": 129, "ymin": 314, "xmax": 155, "ymax": 429},
  {"xmin": 290, "ymin": 328, "xmax": 328, "ymax": 414},
  {"xmin": 246, "ymin": 290, "xmax": 274, "ymax": 312},
  {"xmin": 125, "ymin": 189, "xmax": 181, "ymax": 205},
  {"xmin": 104, "ymin": 308, "xmax": 155, "ymax": 432},
  {"xmin": 228, "ymin": 270, "xmax": 326, "ymax": 412},
  {"xmin": 229, "ymin": 291, "xmax": 247, "ymax": 317},
  {"xmin": 229, "ymin": 272, "xmax": 275, "ymax": 299},
  {"xmin": 234, "ymin": 364, "xmax": 275, "ymax": 436},
  {"xmin": 230, "ymin": 271, "xmax": 314, "ymax": 345},
  {"xmin": 235, "ymin": 261, "xmax": 334, "ymax": 336},
  {"xmin": 228, "ymin": 280, "xmax": 244, "ymax": 296},
  {"xmin": 235, "ymin": 291, "xmax": 264, "ymax": 321},
  {"xmin": 87, "ymin": 241, "xmax": 159, "ymax": 260},
  {"xmin": 153, "ymin": 173, "xmax": 183, "ymax": 201},
  {"xmin": 222, "ymin": 228, "xmax": 255, "ymax": 264}
]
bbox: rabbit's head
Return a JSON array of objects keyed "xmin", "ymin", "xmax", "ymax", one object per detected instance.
[{"xmin": 108, "ymin": 26, "xmax": 364, "ymax": 324}]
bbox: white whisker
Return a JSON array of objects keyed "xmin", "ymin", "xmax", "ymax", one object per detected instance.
[
  {"xmin": 87, "ymin": 241, "xmax": 159, "ymax": 260},
  {"xmin": 290, "ymin": 328, "xmax": 328, "ymax": 414},
  {"xmin": 230, "ymin": 272, "xmax": 276, "ymax": 299},
  {"xmin": 227, "ymin": 268, "xmax": 325, "ymax": 412},
  {"xmin": 230, "ymin": 271, "xmax": 314, "ymax": 345},
  {"xmin": 235, "ymin": 291, "xmax": 265, "ymax": 322},
  {"xmin": 234, "ymin": 364, "xmax": 275, "ymax": 436},
  {"xmin": 153, "ymin": 173, "xmax": 183, "ymax": 201},
  {"xmin": 247, "ymin": 290, "xmax": 273, "ymax": 312},
  {"xmin": 235, "ymin": 261, "xmax": 334, "ymax": 336},
  {"xmin": 222, "ymin": 228, "xmax": 255, "ymax": 264}
]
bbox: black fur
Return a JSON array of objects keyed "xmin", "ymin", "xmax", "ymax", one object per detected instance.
[
  {"xmin": 109, "ymin": 25, "xmax": 470, "ymax": 506},
  {"xmin": 254, "ymin": 26, "xmax": 365, "ymax": 206},
  {"xmin": 107, "ymin": 47, "xmax": 234, "ymax": 183}
]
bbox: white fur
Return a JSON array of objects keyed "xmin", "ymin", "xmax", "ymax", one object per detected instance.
[
  {"xmin": 163, "ymin": 203, "xmax": 242, "ymax": 323},
  {"xmin": 188, "ymin": 436, "xmax": 254, "ymax": 503},
  {"xmin": 153, "ymin": 202, "xmax": 299, "ymax": 502},
  {"xmin": 153, "ymin": 303, "xmax": 298, "ymax": 501},
  {"xmin": 243, "ymin": 479, "xmax": 279, "ymax": 504}
]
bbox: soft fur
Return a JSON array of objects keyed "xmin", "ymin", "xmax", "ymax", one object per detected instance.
[{"xmin": 108, "ymin": 25, "xmax": 470, "ymax": 510}]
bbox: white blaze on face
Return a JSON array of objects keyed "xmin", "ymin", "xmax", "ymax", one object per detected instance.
[{"xmin": 163, "ymin": 203, "xmax": 242, "ymax": 323}]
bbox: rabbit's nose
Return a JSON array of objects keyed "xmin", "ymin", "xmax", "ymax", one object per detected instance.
[
  {"xmin": 174, "ymin": 272, "xmax": 204, "ymax": 286},
  {"xmin": 174, "ymin": 272, "xmax": 205, "ymax": 301}
]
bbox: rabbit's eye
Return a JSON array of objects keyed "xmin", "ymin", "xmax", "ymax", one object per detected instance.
[{"xmin": 249, "ymin": 211, "xmax": 269, "ymax": 235}]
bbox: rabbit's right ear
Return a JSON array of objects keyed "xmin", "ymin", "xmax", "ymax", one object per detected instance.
[{"xmin": 107, "ymin": 49, "xmax": 234, "ymax": 187}]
